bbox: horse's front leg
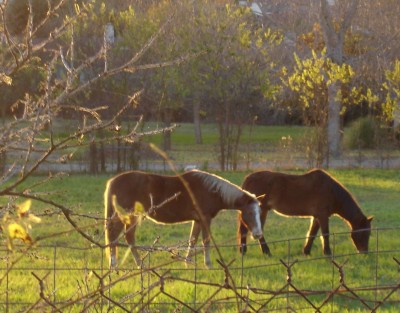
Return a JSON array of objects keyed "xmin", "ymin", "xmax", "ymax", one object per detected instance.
[
  {"xmin": 303, "ymin": 217, "xmax": 320, "ymax": 255},
  {"xmin": 238, "ymin": 218, "xmax": 249, "ymax": 255},
  {"xmin": 124, "ymin": 218, "xmax": 142, "ymax": 268},
  {"xmin": 258, "ymin": 208, "xmax": 271, "ymax": 255},
  {"xmin": 318, "ymin": 216, "xmax": 332, "ymax": 256},
  {"xmin": 185, "ymin": 220, "xmax": 201, "ymax": 267},
  {"xmin": 201, "ymin": 219, "xmax": 213, "ymax": 269},
  {"xmin": 105, "ymin": 217, "xmax": 124, "ymax": 270},
  {"xmin": 239, "ymin": 208, "xmax": 270, "ymax": 255}
]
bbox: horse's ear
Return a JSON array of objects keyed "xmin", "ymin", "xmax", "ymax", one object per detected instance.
[{"xmin": 234, "ymin": 194, "xmax": 252, "ymax": 207}]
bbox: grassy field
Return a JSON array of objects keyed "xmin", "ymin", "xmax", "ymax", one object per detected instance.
[
  {"xmin": 141, "ymin": 123, "xmax": 308, "ymax": 145},
  {"xmin": 1, "ymin": 169, "xmax": 400, "ymax": 312}
]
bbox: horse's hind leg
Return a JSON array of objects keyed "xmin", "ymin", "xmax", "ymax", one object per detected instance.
[
  {"xmin": 200, "ymin": 218, "xmax": 213, "ymax": 269},
  {"xmin": 124, "ymin": 218, "xmax": 142, "ymax": 268},
  {"xmin": 106, "ymin": 218, "xmax": 124, "ymax": 269},
  {"xmin": 185, "ymin": 221, "xmax": 201, "ymax": 266},
  {"xmin": 303, "ymin": 217, "xmax": 320, "ymax": 255}
]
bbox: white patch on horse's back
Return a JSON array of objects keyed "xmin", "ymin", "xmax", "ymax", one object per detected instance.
[{"xmin": 189, "ymin": 170, "xmax": 256, "ymax": 207}]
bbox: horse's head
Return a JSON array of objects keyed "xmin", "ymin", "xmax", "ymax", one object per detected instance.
[
  {"xmin": 237, "ymin": 196, "xmax": 263, "ymax": 240},
  {"xmin": 351, "ymin": 216, "xmax": 373, "ymax": 253}
]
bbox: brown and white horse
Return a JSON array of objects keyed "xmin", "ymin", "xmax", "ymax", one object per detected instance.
[
  {"xmin": 105, "ymin": 170, "xmax": 263, "ymax": 269},
  {"xmin": 238, "ymin": 169, "xmax": 373, "ymax": 256}
]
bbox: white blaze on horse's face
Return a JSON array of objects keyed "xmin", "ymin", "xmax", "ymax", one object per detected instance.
[{"xmin": 242, "ymin": 201, "xmax": 263, "ymax": 240}]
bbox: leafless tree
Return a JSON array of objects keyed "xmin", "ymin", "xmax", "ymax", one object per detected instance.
[{"xmin": 0, "ymin": 0, "xmax": 191, "ymax": 268}]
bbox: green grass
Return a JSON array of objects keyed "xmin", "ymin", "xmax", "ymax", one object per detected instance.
[
  {"xmin": 1, "ymin": 169, "xmax": 400, "ymax": 312},
  {"xmin": 142, "ymin": 122, "xmax": 308, "ymax": 146}
]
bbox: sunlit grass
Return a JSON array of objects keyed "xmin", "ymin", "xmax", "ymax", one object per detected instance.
[{"xmin": 1, "ymin": 169, "xmax": 400, "ymax": 311}]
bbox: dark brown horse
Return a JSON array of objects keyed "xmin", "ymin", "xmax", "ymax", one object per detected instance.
[
  {"xmin": 105, "ymin": 170, "xmax": 263, "ymax": 269},
  {"xmin": 238, "ymin": 169, "xmax": 373, "ymax": 256}
]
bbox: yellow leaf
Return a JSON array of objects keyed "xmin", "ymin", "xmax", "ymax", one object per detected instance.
[
  {"xmin": 8, "ymin": 223, "xmax": 33, "ymax": 245},
  {"xmin": 0, "ymin": 73, "xmax": 12, "ymax": 85},
  {"xmin": 133, "ymin": 201, "xmax": 145, "ymax": 226},
  {"xmin": 17, "ymin": 200, "xmax": 32, "ymax": 218},
  {"xmin": 112, "ymin": 195, "xmax": 132, "ymax": 225},
  {"xmin": 2, "ymin": 212, "xmax": 9, "ymax": 223},
  {"xmin": 112, "ymin": 196, "xmax": 145, "ymax": 226},
  {"xmin": 134, "ymin": 202, "xmax": 144, "ymax": 214},
  {"xmin": 29, "ymin": 214, "xmax": 42, "ymax": 224}
]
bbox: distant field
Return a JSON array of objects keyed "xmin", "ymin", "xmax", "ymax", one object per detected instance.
[
  {"xmin": 1, "ymin": 169, "xmax": 400, "ymax": 311},
  {"xmin": 48, "ymin": 119, "xmax": 308, "ymax": 145},
  {"xmin": 18, "ymin": 118, "xmax": 400, "ymax": 172},
  {"xmin": 141, "ymin": 122, "xmax": 308, "ymax": 146}
]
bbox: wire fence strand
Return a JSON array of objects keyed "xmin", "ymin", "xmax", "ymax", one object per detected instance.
[{"xmin": 1, "ymin": 227, "xmax": 400, "ymax": 312}]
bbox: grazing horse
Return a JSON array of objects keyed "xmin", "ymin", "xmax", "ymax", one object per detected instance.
[
  {"xmin": 105, "ymin": 170, "xmax": 263, "ymax": 269},
  {"xmin": 238, "ymin": 169, "xmax": 373, "ymax": 256}
]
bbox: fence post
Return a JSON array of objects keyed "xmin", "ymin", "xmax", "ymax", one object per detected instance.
[
  {"xmin": 100, "ymin": 246, "xmax": 104, "ymax": 313},
  {"xmin": 240, "ymin": 244, "xmax": 244, "ymax": 312},
  {"xmin": 375, "ymin": 228, "xmax": 379, "ymax": 304},
  {"xmin": 53, "ymin": 245, "xmax": 57, "ymax": 304},
  {"xmin": 286, "ymin": 239, "xmax": 291, "ymax": 311},
  {"xmin": 148, "ymin": 251, "xmax": 151, "ymax": 311},
  {"xmin": 331, "ymin": 232, "xmax": 336, "ymax": 312},
  {"xmin": 194, "ymin": 246, "xmax": 197, "ymax": 308},
  {"xmin": 6, "ymin": 249, "xmax": 9, "ymax": 313}
]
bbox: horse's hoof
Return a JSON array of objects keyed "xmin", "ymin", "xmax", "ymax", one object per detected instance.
[
  {"xmin": 303, "ymin": 247, "xmax": 312, "ymax": 255},
  {"xmin": 261, "ymin": 247, "xmax": 271, "ymax": 256},
  {"xmin": 134, "ymin": 260, "xmax": 146, "ymax": 270},
  {"xmin": 205, "ymin": 262, "xmax": 213, "ymax": 269},
  {"xmin": 262, "ymin": 249, "xmax": 271, "ymax": 256}
]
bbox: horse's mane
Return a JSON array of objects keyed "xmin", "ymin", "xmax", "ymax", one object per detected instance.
[
  {"xmin": 318, "ymin": 170, "xmax": 365, "ymax": 221},
  {"xmin": 187, "ymin": 170, "xmax": 256, "ymax": 207}
]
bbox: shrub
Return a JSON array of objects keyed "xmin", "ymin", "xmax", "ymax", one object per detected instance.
[{"xmin": 344, "ymin": 116, "xmax": 380, "ymax": 149}]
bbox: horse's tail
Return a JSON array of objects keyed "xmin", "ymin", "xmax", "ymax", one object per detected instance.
[{"xmin": 104, "ymin": 180, "xmax": 117, "ymax": 269}]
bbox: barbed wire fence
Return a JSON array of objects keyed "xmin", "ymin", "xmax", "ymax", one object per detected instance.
[{"xmin": 1, "ymin": 226, "xmax": 400, "ymax": 312}]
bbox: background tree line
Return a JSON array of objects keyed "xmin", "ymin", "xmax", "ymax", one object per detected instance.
[
  {"xmin": 0, "ymin": 1, "xmax": 400, "ymax": 309},
  {"xmin": 1, "ymin": 0, "xmax": 400, "ymax": 171}
]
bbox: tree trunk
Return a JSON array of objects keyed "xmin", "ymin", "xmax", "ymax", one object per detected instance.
[
  {"xmin": 319, "ymin": 0, "xmax": 359, "ymax": 159},
  {"xmin": 218, "ymin": 120, "xmax": 226, "ymax": 171},
  {"xmin": 394, "ymin": 101, "xmax": 400, "ymax": 129},
  {"xmin": 89, "ymin": 138, "xmax": 98, "ymax": 174},
  {"xmin": 327, "ymin": 82, "xmax": 341, "ymax": 158},
  {"xmin": 163, "ymin": 109, "xmax": 172, "ymax": 151},
  {"xmin": 0, "ymin": 144, "xmax": 6, "ymax": 175},
  {"xmin": 193, "ymin": 101, "xmax": 202, "ymax": 144}
]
